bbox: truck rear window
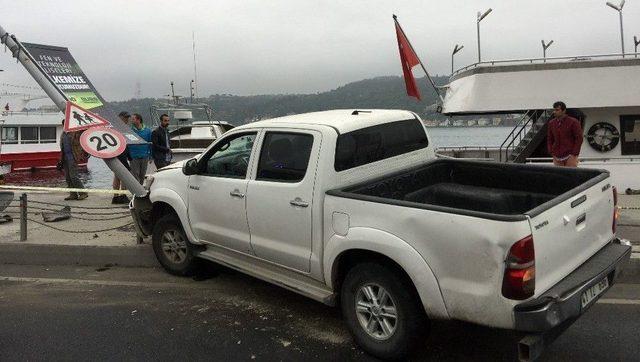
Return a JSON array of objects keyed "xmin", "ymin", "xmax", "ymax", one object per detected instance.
[{"xmin": 334, "ymin": 119, "xmax": 428, "ymax": 171}]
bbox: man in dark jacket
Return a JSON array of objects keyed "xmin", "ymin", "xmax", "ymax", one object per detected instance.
[
  {"xmin": 152, "ymin": 114, "xmax": 172, "ymax": 169},
  {"xmin": 547, "ymin": 101, "xmax": 583, "ymax": 167},
  {"xmin": 58, "ymin": 120, "xmax": 89, "ymax": 200}
]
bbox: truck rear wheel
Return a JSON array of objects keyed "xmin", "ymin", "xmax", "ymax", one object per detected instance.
[
  {"xmin": 152, "ymin": 214, "xmax": 199, "ymax": 276},
  {"xmin": 341, "ymin": 262, "xmax": 427, "ymax": 360}
]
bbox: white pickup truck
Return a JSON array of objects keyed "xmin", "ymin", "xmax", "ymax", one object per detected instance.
[{"xmin": 130, "ymin": 109, "xmax": 631, "ymax": 360}]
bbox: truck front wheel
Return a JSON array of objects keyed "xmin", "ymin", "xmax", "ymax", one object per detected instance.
[
  {"xmin": 341, "ymin": 262, "xmax": 427, "ymax": 360},
  {"xmin": 152, "ymin": 214, "xmax": 199, "ymax": 276}
]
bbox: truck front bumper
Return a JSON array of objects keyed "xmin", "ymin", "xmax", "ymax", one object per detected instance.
[
  {"xmin": 513, "ymin": 238, "xmax": 631, "ymax": 332},
  {"xmin": 129, "ymin": 196, "xmax": 153, "ymax": 238}
]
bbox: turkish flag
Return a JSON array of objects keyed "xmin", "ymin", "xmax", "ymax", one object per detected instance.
[{"xmin": 395, "ymin": 22, "xmax": 421, "ymax": 100}]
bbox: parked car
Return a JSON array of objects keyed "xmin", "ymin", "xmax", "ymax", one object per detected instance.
[{"xmin": 130, "ymin": 109, "xmax": 631, "ymax": 360}]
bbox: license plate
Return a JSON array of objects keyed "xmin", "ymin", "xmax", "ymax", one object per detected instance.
[{"xmin": 581, "ymin": 277, "xmax": 609, "ymax": 308}]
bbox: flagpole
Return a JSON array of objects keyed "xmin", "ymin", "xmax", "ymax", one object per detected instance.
[{"xmin": 393, "ymin": 15, "xmax": 444, "ymax": 103}]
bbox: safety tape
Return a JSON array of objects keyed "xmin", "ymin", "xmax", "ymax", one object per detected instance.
[{"xmin": 0, "ymin": 185, "xmax": 131, "ymax": 195}]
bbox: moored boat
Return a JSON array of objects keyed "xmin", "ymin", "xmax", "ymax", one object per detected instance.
[
  {"xmin": 0, "ymin": 95, "xmax": 88, "ymax": 172},
  {"xmin": 438, "ymin": 53, "xmax": 640, "ymax": 191},
  {"xmin": 150, "ymin": 102, "xmax": 234, "ymax": 162}
]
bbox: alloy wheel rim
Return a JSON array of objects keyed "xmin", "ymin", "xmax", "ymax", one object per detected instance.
[
  {"xmin": 161, "ymin": 229, "xmax": 187, "ymax": 264},
  {"xmin": 355, "ymin": 283, "xmax": 398, "ymax": 340}
]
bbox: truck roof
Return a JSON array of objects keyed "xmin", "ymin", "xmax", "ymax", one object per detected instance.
[{"xmin": 234, "ymin": 109, "xmax": 417, "ymax": 134}]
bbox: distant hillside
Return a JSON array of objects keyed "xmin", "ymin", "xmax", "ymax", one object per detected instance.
[{"xmin": 111, "ymin": 75, "xmax": 448, "ymax": 126}]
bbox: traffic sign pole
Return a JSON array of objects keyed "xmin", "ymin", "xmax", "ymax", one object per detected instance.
[{"xmin": 0, "ymin": 23, "xmax": 146, "ymax": 197}]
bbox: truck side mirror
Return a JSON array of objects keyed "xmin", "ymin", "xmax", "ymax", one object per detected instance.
[{"xmin": 182, "ymin": 158, "xmax": 199, "ymax": 176}]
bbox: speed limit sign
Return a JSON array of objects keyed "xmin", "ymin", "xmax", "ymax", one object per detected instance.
[{"xmin": 79, "ymin": 127, "xmax": 127, "ymax": 159}]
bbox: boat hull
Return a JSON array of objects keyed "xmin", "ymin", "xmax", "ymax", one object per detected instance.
[{"xmin": 0, "ymin": 151, "xmax": 87, "ymax": 172}]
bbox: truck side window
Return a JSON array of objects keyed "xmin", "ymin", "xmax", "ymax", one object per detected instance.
[
  {"xmin": 201, "ymin": 133, "xmax": 256, "ymax": 178},
  {"xmin": 256, "ymin": 132, "xmax": 314, "ymax": 182},
  {"xmin": 334, "ymin": 118, "xmax": 428, "ymax": 171}
]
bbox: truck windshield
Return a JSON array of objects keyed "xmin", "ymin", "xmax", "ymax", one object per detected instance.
[{"xmin": 334, "ymin": 118, "xmax": 428, "ymax": 171}]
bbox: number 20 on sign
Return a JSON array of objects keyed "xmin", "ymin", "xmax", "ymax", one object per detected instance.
[{"xmin": 79, "ymin": 127, "xmax": 127, "ymax": 159}]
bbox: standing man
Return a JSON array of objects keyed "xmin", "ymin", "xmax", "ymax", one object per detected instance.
[
  {"xmin": 547, "ymin": 101, "xmax": 583, "ymax": 167},
  {"xmin": 58, "ymin": 120, "xmax": 89, "ymax": 200},
  {"xmin": 129, "ymin": 113, "xmax": 152, "ymax": 184},
  {"xmin": 112, "ymin": 111, "xmax": 132, "ymax": 204},
  {"xmin": 152, "ymin": 114, "xmax": 172, "ymax": 169}
]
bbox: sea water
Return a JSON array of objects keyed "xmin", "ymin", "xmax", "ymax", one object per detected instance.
[{"xmin": 4, "ymin": 127, "xmax": 511, "ymax": 189}]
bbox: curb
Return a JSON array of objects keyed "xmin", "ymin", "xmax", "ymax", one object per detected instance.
[
  {"xmin": 0, "ymin": 243, "xmax": 159, "ymax": 268},
  {"xmin": 0, "ymin": 242, "xmax": 636, "ymax": 282}
]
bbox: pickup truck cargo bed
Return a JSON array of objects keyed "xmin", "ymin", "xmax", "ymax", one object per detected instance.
[{"xmin": 330, "ymin": 159, "xmax": 608, "ymax": 218}]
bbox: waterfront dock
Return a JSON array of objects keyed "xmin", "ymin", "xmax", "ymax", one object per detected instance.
[{"xmin": 0, "ymin": 191, "xmax": 156, "ymax": 267}]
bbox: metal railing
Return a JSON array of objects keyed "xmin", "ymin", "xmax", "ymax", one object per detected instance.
[
  {"xmin": 1, "ymin": 110, "xmax": 61, "ymax": 116},
  {"xmin": 499, "ymin": 111, "xmax": 536, "ymax": 162},
  {"xmin": 435, "ymin": 145, "xmax": 501, "ymax": 151},
  {"xmin": 0, "ymin": 189, "xmax": 134, "ymax": 242},
  {"xmin": 434, "ymin": 146, "xmax": 501, "ymax": 161},
  {"xmin": 451, "ymin": 52, "xmax": 640, "ymax": 76},
  {"xmin": 526, "ymin": 156, "xmax": 640, "ymax": 163}
]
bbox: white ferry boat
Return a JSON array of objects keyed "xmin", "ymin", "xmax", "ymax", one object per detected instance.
[
  {"xmin": 437, "ymin": 53, "xmax": 640, "ymax": 191},
  {"xmin": 0, "ymin": 95, "xmax": 86, "ymax": 172}
]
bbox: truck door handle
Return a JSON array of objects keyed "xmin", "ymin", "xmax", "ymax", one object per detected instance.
[
  {"xmin": 230, "ymin": 190, "xmax": 245, "ymax": 198},
  {"xmin": 290, "ymin": 198, "xmax": 309, "ymax": 207}
]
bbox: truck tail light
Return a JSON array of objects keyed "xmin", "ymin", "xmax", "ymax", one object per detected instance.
[
  {"xmin": 612, "ymin": 187, "xmax": 619, "ymax": 234},
  {"xmin": 502, "ymin": 235, "xmax": 535, "ymax": 300}
]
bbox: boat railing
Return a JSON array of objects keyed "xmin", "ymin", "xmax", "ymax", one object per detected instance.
[
  {"xmin": 435, "ymin": 153, "xmax": 494, "ymax": 161},
  {"xmin": 436, "ymin": 155, "xmax": 494, "ymax": 161},
  {"xmin": 1, "ymin": 110, "xmax": 61, "ymax": 116},
  {"xmin": 526, "ymin": 156, "xmax": 640, "ymax": 163},
  {"xmin": 434, "ymin": 146, "xmax": 501, "ymax": 161},
  {"xmin": 435, "ymin": 145, "xmax": 502, "ymax": 152},
  {"xmin": 498, "ymin": 110, "xmax": 537, "ymax": 162},
  {"xmin": 452, "ymin": 52, "xmax": 640, "ymax": 76},
  {"xmin": 435, "ymin": 150, "xmax": 640, "ymax": 163}
]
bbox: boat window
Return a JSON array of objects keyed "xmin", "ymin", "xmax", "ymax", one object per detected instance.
[
  {"xmin": 334, "ymin": 118, "xmax": 428, "ymax": 172},
  {"xmin": 200, "ymin": 132, "xmax": 256, "ymax": 178},
  {"xmin": 1, "ymin": 127, "xmax": 18, "ymax": 144},
  {"xmin": 256, "ymin": 132, "xmax": 314, "ymax": 183},
  {"xmin": 620, "ymin": 116, "xmax": 640, "ymax": 155},
  {"xmin": 20, "ymin": 127, "xmax": 39, "ymax": 144},
  {"xmin": 39, "ymin": 127, "xmax": 57, "ymax": 144}
]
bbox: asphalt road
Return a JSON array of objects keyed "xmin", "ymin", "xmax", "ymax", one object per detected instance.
[{"xmin": 0, "ymin": 263, "xmax": 638, "ymax": 361}]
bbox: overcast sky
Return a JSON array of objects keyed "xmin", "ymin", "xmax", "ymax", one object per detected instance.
[{"xmin": 1, "ymin": 0, "xmax": 640, "ymax": 101}]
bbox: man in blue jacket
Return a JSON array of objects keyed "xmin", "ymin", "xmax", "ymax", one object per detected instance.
[{"xmin": 129, "ymin": 113, "xmax": 152, "ymax": 184}]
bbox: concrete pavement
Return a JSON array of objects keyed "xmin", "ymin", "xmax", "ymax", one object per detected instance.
[{"xmin": 0, "ymin": 191, "xmax": 158, "ymax": 267}]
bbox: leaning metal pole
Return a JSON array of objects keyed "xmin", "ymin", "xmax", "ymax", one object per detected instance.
[{"xmin": 0, "ymin": 24, "xmax": 147, "ymax": 197}]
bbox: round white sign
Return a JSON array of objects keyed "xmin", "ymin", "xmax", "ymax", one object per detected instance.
[{"xmin": 79, "ymin": 127, "xmax": 127, "ymax": 159}]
